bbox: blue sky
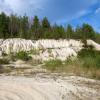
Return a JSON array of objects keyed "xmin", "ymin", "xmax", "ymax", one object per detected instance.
[{"xmin": 0, "ymin": 0, "xmax": 100, "ymax": 32}]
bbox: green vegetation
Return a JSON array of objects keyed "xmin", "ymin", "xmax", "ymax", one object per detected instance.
[
  {"xmin": 44, "ymin": 49, "xmax": 100, "ymax": 79},
  {"xmin": 28, "ymin": 59, "xmax": 42, "ymax": 66},
  {"xmin": 0, "ymin": 12, "xmax": 100, "ymax": 43},
  {"xmin": 15, "ymin": 51, "xmax": 32, "ymax": 61},
  {"xmin": 78, "ymin": 49, "xmax": 100, "ymax": 69},
  {"xmin": 29, "ymin": 49, "xmax": 40, "ymax": 55},
  {"xmin": 0, "ymin": 58, "xmax": 9, "ymax": 64},
  {"xmin": 2, "ymin": 52, "xmax": 8, "ymax": 57},
  {"xmin": 44, "ymin": 59, "xmax": 63, "ymax": 72}
]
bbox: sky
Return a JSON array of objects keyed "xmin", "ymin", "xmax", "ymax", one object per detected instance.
[{"xmin": 0, "ymin": 0, "xmax": 100, "ymax": 32}]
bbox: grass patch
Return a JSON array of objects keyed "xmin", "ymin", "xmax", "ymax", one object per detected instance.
[
  {"xmin": 0, "ymin": 58, "xmax": 9, "ymax": 64},
  {"xmin": 28, "ymin": 59, "xmax": 42, "ymax": 65},
  {"xmin": 2, "ymin": 52, "xmax": 8, "ymax": 57},
  {"xmin": 44, "ymin": 59, "xmax": 63, "ymax": 72},
  {"xmin": 44, "ymin": 49, "xmax": 100, "ymax": 79},
  {"xmin": 29, "ymin": 49, "xmax": 40, "ymax": 55},
  {"xmin": 15, "ymin": 51, "xmax": 32, "ymax": 61}
]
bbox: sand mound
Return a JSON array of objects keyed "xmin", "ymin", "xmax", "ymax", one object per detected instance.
[
  {"xmin": 0, "ymin": 38, "xmax": 100, "ymax": 61},
  {"xmin": 87, "ymin": 40, "xmax": 100, "ymax": 50}
]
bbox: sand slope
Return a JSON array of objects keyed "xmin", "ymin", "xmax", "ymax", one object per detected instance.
[{"xmin": 0, "ymin": 75, "xmax": 100, "ymax": 100}]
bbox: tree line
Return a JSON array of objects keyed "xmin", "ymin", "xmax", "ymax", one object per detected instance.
[{"xmin": 0, "ymin": 12, "xmax": 100, "ymax": 43}]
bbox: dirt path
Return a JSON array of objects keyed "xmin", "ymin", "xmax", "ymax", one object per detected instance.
[{"xmin": 0, "ymin": 75, "xmax": 100, "ymax": 100}]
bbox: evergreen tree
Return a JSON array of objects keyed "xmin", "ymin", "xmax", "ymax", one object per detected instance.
[
  {"xmin": 42, "ymin": 17, "xmax": 50, "ymax": 29},
  {"xmin": 0, "ymin": 12, "xmax": 99, "ymax": 41},
  {"xmin": 19, "ymin": 15, "xmax": 29, "ymax": 38},
  {"xmin": 0, "ymin": 12, "xmax": 9, "ymax": 38},
  {"xmin": 42, "ymin": 17, "xmax": 51, "ymax": 38},
  {"xmin": 31, "ymin": 16, "xmax": 40, "ymax": 39},
  {"xmin": 52, "ymin": 24, "xmax": 65, "ymax": 39},
  {"xmin": 66, "ymin": 24, "xmax": 73, "ymax": 39},
  {"xmin": 9, "ymin": 14, "xmax": 20, "ymax": 38},
  {"xmin": 95, "ymin": 33, "xmax": 100, "ymax": 43},
  {"xmin": 82, "ymin": 23, "xmax": 95, "ymax": 40},
  {"xmin": 74, "ymin": 26, "xmax": 82, "ymax": 39}
]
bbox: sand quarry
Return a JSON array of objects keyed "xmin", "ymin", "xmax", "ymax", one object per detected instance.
[
  {"xmin": 0, "ymin": 39, "xmax": 100, "ymax": 100},
  {"xmin": 0, "ymin": 74, "xmax": 100, "ymax": 100}
]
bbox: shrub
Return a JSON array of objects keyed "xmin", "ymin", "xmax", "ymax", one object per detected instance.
[
  {"xmin": 44, "ymin": 59, "xmax": 63, "ymax": 72},
  {"xmin": 78, "ymin": 49, "xmax": 100, "ymax": 58},
  {"xmin": 78, "ymin": 49, "xmax": 100, "ymax": 68},
  {"xmin": 2, "ymin": 52, "xmax": 8, "ymax": 56},
  {"xmin": 15, "ymin": 51, "xmax": 32, "ymax": 61},
  {"xmin": 65, "ymin": 59, "xmax": 80, "ymax": 69},
  {"xmin": 0, "ymin": 58, "xmax": 9, "ymax": 64}
]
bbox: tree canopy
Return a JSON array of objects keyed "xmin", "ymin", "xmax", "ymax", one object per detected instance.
[{"xmin": 0, "ymin": 12, "xmax": 100, "ymax": 43}]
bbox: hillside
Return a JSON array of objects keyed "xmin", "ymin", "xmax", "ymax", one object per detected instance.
[{"xmin": 0, "ymin": 38, "xmax": 100, "ymax": 100}]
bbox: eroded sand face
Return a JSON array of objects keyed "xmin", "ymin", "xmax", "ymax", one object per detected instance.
[{"xmin": 0, "ymin": 75, "xmax": 100, "ymax": 100}]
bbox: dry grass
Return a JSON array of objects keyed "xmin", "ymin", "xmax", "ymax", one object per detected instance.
[{"xmin": 44, "ymin": 49, "xmax": 100, "ymax": 80}]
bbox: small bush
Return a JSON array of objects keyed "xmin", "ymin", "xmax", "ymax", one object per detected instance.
[
  {"xmin": 2, "ymin": 52, "xmax": 8, "ymax": 56},
  {"xmin": 15, "ymin": 51, "xmax": 32, "ymax": 61},
  {"xmin": 44, "ymin": 59, "xmax": 63, "ymax": 72},
  {"xmin": 0, "ymin": 58, "xmax": 9, "ymax": 64},
  {"xmin": 78, "ymin": 49, "xmax": 100, "ymax": 58},
  {"xmin": 78, "ymin": 49, "xmax": 100, "ymax": 68}
]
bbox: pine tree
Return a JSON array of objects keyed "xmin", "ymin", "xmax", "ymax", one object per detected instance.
[
  {"xmin": 66, "ymin": 24, "xmax": 73, "ymax": 39},
  {"xmin": 0, "ymin": 12, "xmax": 10, "ymax": 38},
  {"xmin": 74, "ymin": 26, "xmax": 82, "ymax": 39},
  {"xmin": 42, "ymin": 17, "xmax": 51, "ymax": 38},
  {"xmin": 52, "ymin": 24, "xmax": 65, "ymax": 39},
  {"xmin": 19, "ymin": 15, "xmax": 29, "ymax": 38},
  {"xmin": 82, "ymin": 23, "xmax": 95, "ymax": 40},
  {"xmin": 0, "ymin": 12, "xmax": 99, "ymax": 41},
  {"xmin": 9, "ymin": 14, "xmax": 20, "ymax": 38},
  {"xmin": 42, "ymin": 17, "xmax": 50, "ymax": 29},
  {"xmin": 31, "ymin": 16, "xmax": 40, "ymax": 39}
]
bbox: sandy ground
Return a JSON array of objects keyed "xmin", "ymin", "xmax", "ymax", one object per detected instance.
[{"xmin": 0, "ymin": 74, "xmax": 100, "ymax": 100}]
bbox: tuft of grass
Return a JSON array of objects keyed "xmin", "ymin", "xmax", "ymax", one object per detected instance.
[
  {"xmin": 44, "ymin": 59, "xmax": 63, "ymax": 72},
  {"xmin": 0, "ymin": 58, "xmax": 9, "ymax": 64},
  {"xmin": 15, "ymin": 51, "xmax": 32, "ymax": 61},
  {"xmin": 2, "ymin": 52, "xmax": 8, "ymax": 57},
  {"xmin": 29, "ymin": 49, "xmax": 40, "ymax": 55}
]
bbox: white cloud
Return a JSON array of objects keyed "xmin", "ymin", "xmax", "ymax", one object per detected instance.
[
  {"xmin": 0, "ymin": 0, "xmax": 47, "ymax": 16},
  {"xmin": 95, "ymin": 8, "xmax": 100, "ymax": 13},
  {"xmin": 56, "ymin": 10, "xmax": 90, "ymax": 25},
  {"xmin": 0, "ymin": 0, "xmax": 13, "ymax": 14},
  {"xmin": 0, "ymin": 0, "xmax": 99, "ymax": 22}
]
